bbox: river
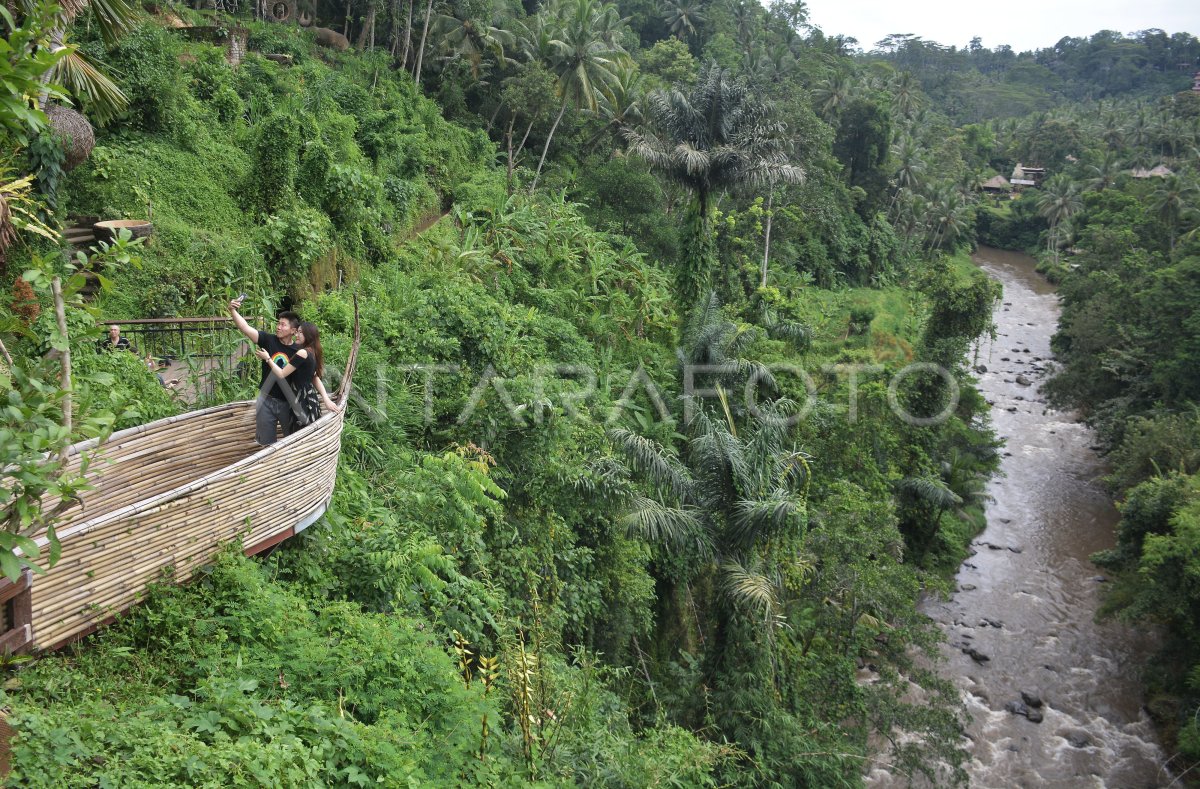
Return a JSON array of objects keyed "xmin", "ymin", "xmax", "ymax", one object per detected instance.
[{"xmin": 873, "ymin": 247, "xmax": 1169, "ymax": 787}]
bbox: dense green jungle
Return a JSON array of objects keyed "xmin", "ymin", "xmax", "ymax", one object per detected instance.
[{"xmin": 1, "ymin": 0, "xmax": 1199, "ymax": 783}]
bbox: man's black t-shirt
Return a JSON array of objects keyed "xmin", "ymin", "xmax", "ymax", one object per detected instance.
[
  {"xmin": 99, "ymin": 337, "xmax": 131, "ymax": 352},
  {"xmin": 255, "ymin": 331, "xmax": 299, "ymax": 400}
]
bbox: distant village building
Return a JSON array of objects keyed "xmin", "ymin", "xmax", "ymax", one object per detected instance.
[
  {"xmin": 1194, "ymin": 71, "xmax": 1200, "ymax": 92},
  {"xmin": 1131, "ymin": 165, "xmax": 1175, "ymax": 179},
  {"xmin": 981, "ymin": 175, "xmax": 1012, "ymax": 193},
  {"xmin": 1011, "ymin": 163, "xmax": 1045, "ymax": 187}
]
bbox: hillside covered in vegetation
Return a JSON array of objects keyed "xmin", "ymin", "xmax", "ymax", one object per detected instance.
[{"xmin": 0, "ymin": 0, "xmax": 1196, "ymax": 784}]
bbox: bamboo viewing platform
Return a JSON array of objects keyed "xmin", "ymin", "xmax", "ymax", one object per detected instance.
[{"xmin": 4, "ymin": 312, "xmax": 360, "ymax": 653}]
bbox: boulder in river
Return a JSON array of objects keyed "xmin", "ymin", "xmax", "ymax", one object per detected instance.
[
  {"xmin": 1016, "ymin": 374, "xmax": 1033, "ymax": 386},
  {"xmin": 1065, "ymin": 730, "xmax": 1091, "ymax": 748},
  {"xmin": 963, "ymin": 647, "xmax": 990, "ymax": 663},
  {"xmin": 1021, "ymin": 691, "xmax": 1043, "ymax": 708}
]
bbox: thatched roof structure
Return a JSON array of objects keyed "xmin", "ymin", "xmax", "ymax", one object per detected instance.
[
  {"xmin": 45, "ymin": 105, "xmax": 95, "ymax": 171},
  {"xmin": 981, "ymin": 175, "xmax": 1011, "ymax": 191}
]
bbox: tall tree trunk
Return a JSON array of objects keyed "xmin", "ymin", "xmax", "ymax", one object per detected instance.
[
  {"xmin": 389, "ymin": 0, "xmax": 401, "ymax": 56},
  {"xmin": 343, "ymin": 0, "xmax": 352, "ymax": 36},
  {"xmin": 515, "ymin": 115, "xmax": 536, "ymax": 160},
  {"xmin": 413, "ymin": 0, "xmax": 435, "ymax": 87},
  {"xmin": 531, "ymin": 95, "xmax": 569, "ymax": 192},
  {"xmin": 760, "ymin": 190, "xmax": 774, "ymax": 290},
  {"xmin": 356, "ymin": 4, "xmax": 376, "ymax": 49},
  {"xmin": 37, "ymin": 25, "xmax": 65, "ymax": 110},
  {"xmin": 505, "ymin": 115, "xmax": 517, "ymax": 195},
  {"xmin": 486, "ymin": 101, "xmax": 504, "ymax": 132},
  {"xmin": 400, "ymin": 0, "xmax": 414, "ymax": 67}
]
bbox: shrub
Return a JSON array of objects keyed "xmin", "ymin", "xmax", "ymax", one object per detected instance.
[
  {"xmin": 258, "ymin": 207, "xmax": 333, "ymax": 284},
  {"xmin": 249, "ymin": 112, "xmax": 301, "ymax": 216}
]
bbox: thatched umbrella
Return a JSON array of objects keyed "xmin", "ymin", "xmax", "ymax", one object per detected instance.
[{"xmin": 45, "ymin": 105, "xmax": 95, "ymax": 171}]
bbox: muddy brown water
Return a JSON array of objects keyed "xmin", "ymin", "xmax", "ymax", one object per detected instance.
[{"xmin": 869, "ymin": 247, "xmax": 1169, "ymax": 788}]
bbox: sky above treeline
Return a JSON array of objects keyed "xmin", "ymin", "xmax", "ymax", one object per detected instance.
[{"xmin": 802, "ymin": 0, "xmax": 1200, "ymax": 54}]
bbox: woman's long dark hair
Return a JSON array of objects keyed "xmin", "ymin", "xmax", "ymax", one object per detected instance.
[{"xmin": 298, "ymin": 322, "xmax": 324, "ymax": 378}]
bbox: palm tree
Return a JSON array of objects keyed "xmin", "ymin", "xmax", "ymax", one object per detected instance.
[
  {"xmin": 433, "ymin": 9, "xmax": 514, "ymax": 79},
  {"xmin": 925, "ymin": 186, "xmax": 971, "ymax": 253},
  {"xmin": 584, "ymin": 59, "xmax": 645, "ymax": 150},
  {"xmin": 896, "ymin": 449, "xmax": 991, "ymax": 555},
  {"xmin": 530, "ymin": 0, "xmax": 626, "ymax": 191},
  {"xmin": 625, "ymin": 62, "xmax": 804, "ymax": 303},
  {"xmin": 888, "ymin": 70, "xmax": 923, "ymax": 121},
  {"xmin": 732, "ymin": 1, "xmax": 759, "ymax": 48},
  {"xmin": 661, "ymin": 0, "xmax": 705, "ymax": 41},
  {"xmin": 1150, "ymin": 175, "xmax": 1200, "ymax": 256},
  {"xmin": 411, "ymin": 0, "xmax": 441, "ymax": 86},
  {"xmin": 20, "ymin": 0, "xmax": 134, "ymax": 124},
  {"xmin": 1035, "ymin": 174, "xmax": 1082, "ymax": 265},
  {"xmin": 811, "ymin": 72, "xmax": 851, "ymax": 122},
  {"xmin": 609, "ymin": 304, "xmax": 811, "ymax": 676},
  {"xmin": 1085, "ymin": 150, "xmax": 1122, "ymax": 192},
  {"xmin": 888, "ymin": 136, "xmax": 924, "ymax": 217}
]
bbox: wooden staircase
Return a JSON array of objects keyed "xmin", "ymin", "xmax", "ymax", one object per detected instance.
[{"xmin": 64, "ymin": 216, "xmax": 100, "ymax": 299}]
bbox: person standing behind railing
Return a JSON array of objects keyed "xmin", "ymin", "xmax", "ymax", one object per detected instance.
[
  {"xmin": 97, "ymin": 324, "xmax": 132, "ymax": 352},
  {"xmin": 228, "ymin": 298, "xmax": 302, "ymax": 445}
]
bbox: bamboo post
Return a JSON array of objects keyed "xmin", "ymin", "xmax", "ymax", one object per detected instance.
[{"xmin": 50, "ymin": 277, "xmax": 71, "ymax": 457}]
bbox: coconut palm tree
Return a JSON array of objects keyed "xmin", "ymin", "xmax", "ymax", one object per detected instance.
[
  {"xmin": 660, "ymin": 0, "xmax": 705, "ymax": 41},
  {"xmin": 1036, "ymin": 174, "xmax": 1082, "ymax": 265},
  {"xmin": 888, "ymin": 70, "xmax": 923, "ymax": 121},
  {"xmin": 811, "ymin": 72, "xmax": 851, "ymax": 122},
  {"xmin": 732, "ymin": 1, "xmax": 759, "ymax": 48},
  {"xmin": 1085, "ymin": 150, "xmax": 1123, "ymax": 192},
  {"xmin": 888, "ymin": 136, "xmax": 924, "ymax": 216},
  {"xmin": 433, "ymin": 9, "xmax": 514, "ymax": 79},
  {"xmin": 584, "ymin": 59, "xmax": 645, "ymax": 150},
  {"xmin": 1150, "ymin": 174, "xmax": 1200, "ymax": 256},
  {"xmin": 530, "ymin": 0, "xmax": 626, "ymax": 191},
  {"xmin": 625, "ymin": 61, "xmax": 804, "ymax": 303},
  {"xmin": 925, "ymin": 186, "xmax": 971, "ymax": 253}
]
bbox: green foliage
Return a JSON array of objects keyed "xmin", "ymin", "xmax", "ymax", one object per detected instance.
[
  {"xmin": 832, "ymin": 97, "xmax": 893, "ymax": 218},
  {"xmin": 25, "ymin": 132, "xmax": 65, "ymax": 215},
  {"xmin": 975, "ymin": 197, "xmax": 1042, "ymax": 252},
  {"xmin": 258, "ymin": 207, "xmax": 333, "ymax": 284},
  {"xmin": 636, "ymin": 37, "xmax": 697, "ymax": 88},
  {"xmin": 3, "ymin": 551, "xmax": 513, "ymax": 786},
  {"xmin": 0, "ymin": 2, "xmax": 67, "ymax": 148},
  {"xmin": 250, "ymin": 112, "xmax": 301, "ymax": 216}
]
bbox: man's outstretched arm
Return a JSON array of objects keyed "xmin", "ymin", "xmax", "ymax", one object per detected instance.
[{"xmin": 228, "ymin": 299, "xmax": 259, "ymax": 342}]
